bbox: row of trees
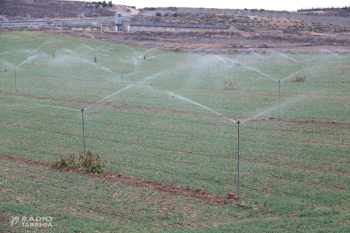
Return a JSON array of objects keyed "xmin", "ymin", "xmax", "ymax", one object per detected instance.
[
  {"xmin": 88, "ymin": 1, "xmax": 113, "ymax": 8},
  {"xmin": 298, "ymin": 6, "xmax": 350, "ymax": 12}
]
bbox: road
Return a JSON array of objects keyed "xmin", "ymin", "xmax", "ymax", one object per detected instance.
[{"xmin": 0, "ymin": 16, "xmax": 132, "ymax": 27}]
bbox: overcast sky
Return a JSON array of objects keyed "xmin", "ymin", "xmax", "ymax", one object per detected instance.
[{"xmin": 104, "ymin": 0, "xmax": 350, "ymax": 11}]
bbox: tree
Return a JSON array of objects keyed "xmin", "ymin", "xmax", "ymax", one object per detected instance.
[
  {"xmin": 102, "ymin": 1, "xmax": 107, "ymax": 7},
  {"xmin": 156, "ymin": 12, "xmax": 161, "ymax": 16},
  {"xmin": 108, "ymin": 1, "xmax": 112, "ymax": 7}
]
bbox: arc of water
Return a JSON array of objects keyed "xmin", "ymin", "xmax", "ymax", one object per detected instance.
[
  {"xmin": 36, "ymin": 41, "xmax": 52, "ymax": 51},
  {"xmin": 16, "ymin": 60, "xmax": 27, "ymax": 69},
  {"xmin": 84, "ymin": 84, "xmax": 134, "ymax": 111},
  {"xmin": 246, "ymin": 66, "xmax": 278, "ymax": 82},
  {"xmin": 27, "ymin": 54, "xmax": 40, "ymax": 61},
  {"xmin": 40, "ymin": 51, "xmax": 52, "ymax": 58},
  {"xmin": 241, "ymin": 95, "xmax": 305, "ymax": 124},
  {"xmin": 31, "ymin": 104, "xmax": 81, "ymax": 112},
  {"xmin": 0, "ymin": 59, "xmax": 14, "ymax": 68},
  {"xmin": 169, "ymin": 92, "xmax": 237, "ymax": 123}
]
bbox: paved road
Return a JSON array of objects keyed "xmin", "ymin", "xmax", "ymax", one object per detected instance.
[{"xmin": 0, "ymin": 16, "xmax": 132, "ymax": 27}]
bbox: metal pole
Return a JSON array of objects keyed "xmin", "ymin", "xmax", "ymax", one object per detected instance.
[
  {"xmin": 14, "ymin": 68, "xmax": 17, "ymax": 92},
  {"xmin": 278, "ymin": 80, "xmax": 281, "ymax": 118},
  {"xmin": 207, "ymin": 60, "xmax": 209, "ymax": 77},
  {"xmin": 81, "ymin": 109, "xmax": 86, "ymax": 156},
  {"xmin": 132, "ymin": 63, "xmax": 134, "ymax": 82},
  {"xmin": 120, "ymin": 75, "xmax": 123, "ymax": 105},
  {"xmin": 237, "ymin": 121, "xmax": 240, "ymax": 200}
]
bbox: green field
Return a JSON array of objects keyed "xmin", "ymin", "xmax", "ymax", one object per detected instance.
[{"xmin": 0, "ymin": 31, "xmax": 349, "ymax": 232}]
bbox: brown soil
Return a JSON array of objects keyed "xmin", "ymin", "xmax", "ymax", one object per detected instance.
[{"xmin": 0, "ymin": 154, "xmax": 238, "ymax": 205}]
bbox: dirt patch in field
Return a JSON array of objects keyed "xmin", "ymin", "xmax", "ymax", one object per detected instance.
[{"xmin": 0, "ymin": 154, "xmax": 238, "ymax": 205}]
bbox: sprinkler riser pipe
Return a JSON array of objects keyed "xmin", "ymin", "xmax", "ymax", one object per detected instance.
[
  {"xmin": 237, "ymin": 121, "xmax": 240, "ymax": 200},
  {"xmin": 81, "ymin": 109, "xmax": 86, "ymax": 156}
]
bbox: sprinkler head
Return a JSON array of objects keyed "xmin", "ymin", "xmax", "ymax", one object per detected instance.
[
  {"xmin": 278, "ymin": 80, "xmax": 281, "ymax": 83},
  {"xmin": 237, "ymin": 121, "xmax": 240, "ymax": 125},
  {"xmin": 81, "ymin": 108, "xmax": 85, "ymax": 112}
]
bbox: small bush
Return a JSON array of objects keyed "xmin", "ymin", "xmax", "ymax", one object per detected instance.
[
  {"xmin": 79, "ymin": 151, "xmax": 106, "ymax": 174},
  {"xmin": 52, "ymin": 151, "xmax": 105, "ymax": 174},
  {"xmin": 52, "ymin": 155, "xmax": 79, "ymax": 170},
  {"xmin": 292, "ymin": 76, "xmax": 306, "ymax": 82},
  {"xmin": 223, "ymin": 79, "xmax": 236, "ymax": 90},
  {"xmin": 156, "ymin": 12, "xmax": 161, "ymax": 17}
]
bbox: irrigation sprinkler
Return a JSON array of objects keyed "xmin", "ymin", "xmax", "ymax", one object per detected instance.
[
  {"xmin": 81, "ymin": 109, "xmax": 86, "ymax": 156},
  {"xmin": 95, "ymin": 50, "xmax": 97, "ymax": 63},
  {"xmin": 56, "ymin": 59, "xmax": 58, "ymax": 75},
  {"xmin": 80, "ymin": 55, "xmax": 82, "ymax": 69},
  {"xmin": 53, "ymin": 54, "xmax": 55, "ymax": 59},
  {"xmin": 236, "ymin": 121, "xmax": 241, "ymax": 200}
]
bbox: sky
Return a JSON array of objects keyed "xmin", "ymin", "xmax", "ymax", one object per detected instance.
[{"xmin": 104, "ymin": 0, "xmax": 350, "ymax": 11}]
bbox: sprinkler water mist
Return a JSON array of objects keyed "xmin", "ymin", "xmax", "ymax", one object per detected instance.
[
  {"xmin": 236, "ymin": 121, "xmax": 241, "ymax": 200},
  {"xmin": 81, "ymin": 108, "xmax": 86, "ymax": 156}
]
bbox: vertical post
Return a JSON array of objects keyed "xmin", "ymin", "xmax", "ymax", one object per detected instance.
[
  {"xmin": 32, "ymin": 60, "xmax": 34, "ymax": 65},
  {"xmin": 278, "ymin": 80, "xmax": 281, "ymax": 118},
  {"xmin": 14, "ymin": 68, "xmax": 17, "ymax": 92},
  {"xmin": 95, "ymin": 50, "xmax": 97, "ymax": 63},
  {"xmin": 263, "ymin": 58, "xmax": 265, "ymax": 72},
  {"xmin": 120, "ymin": 75, "xmax": 123, "ymax": 105},
  {"xmin": 207, "ymin": 60, "xmax": 209, "ymax": 77},
  {"xmin": 237, "ymin": 121, "xmax": 240, "ymax": 200},
  {"xmin": 80, "ymin": 55, "xmax": 82, "ymax": 69},
  {"xmin": 53, "ymin": 54, "xmax": 55, "ymax": 59},
  {"xmin": 228, "ymin": 66, "xmax": 230, "ymax": 84},
  {"xmin": 132, "ymin": 63, "xmax": 134, "ymax": 82},
  {"xmin": 81, "ymin": 109, "xmax": 86, "ymax": 156},
  {"xmin": 299, "ymin": 62, "xmax": 300, "ymax": 78}
]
